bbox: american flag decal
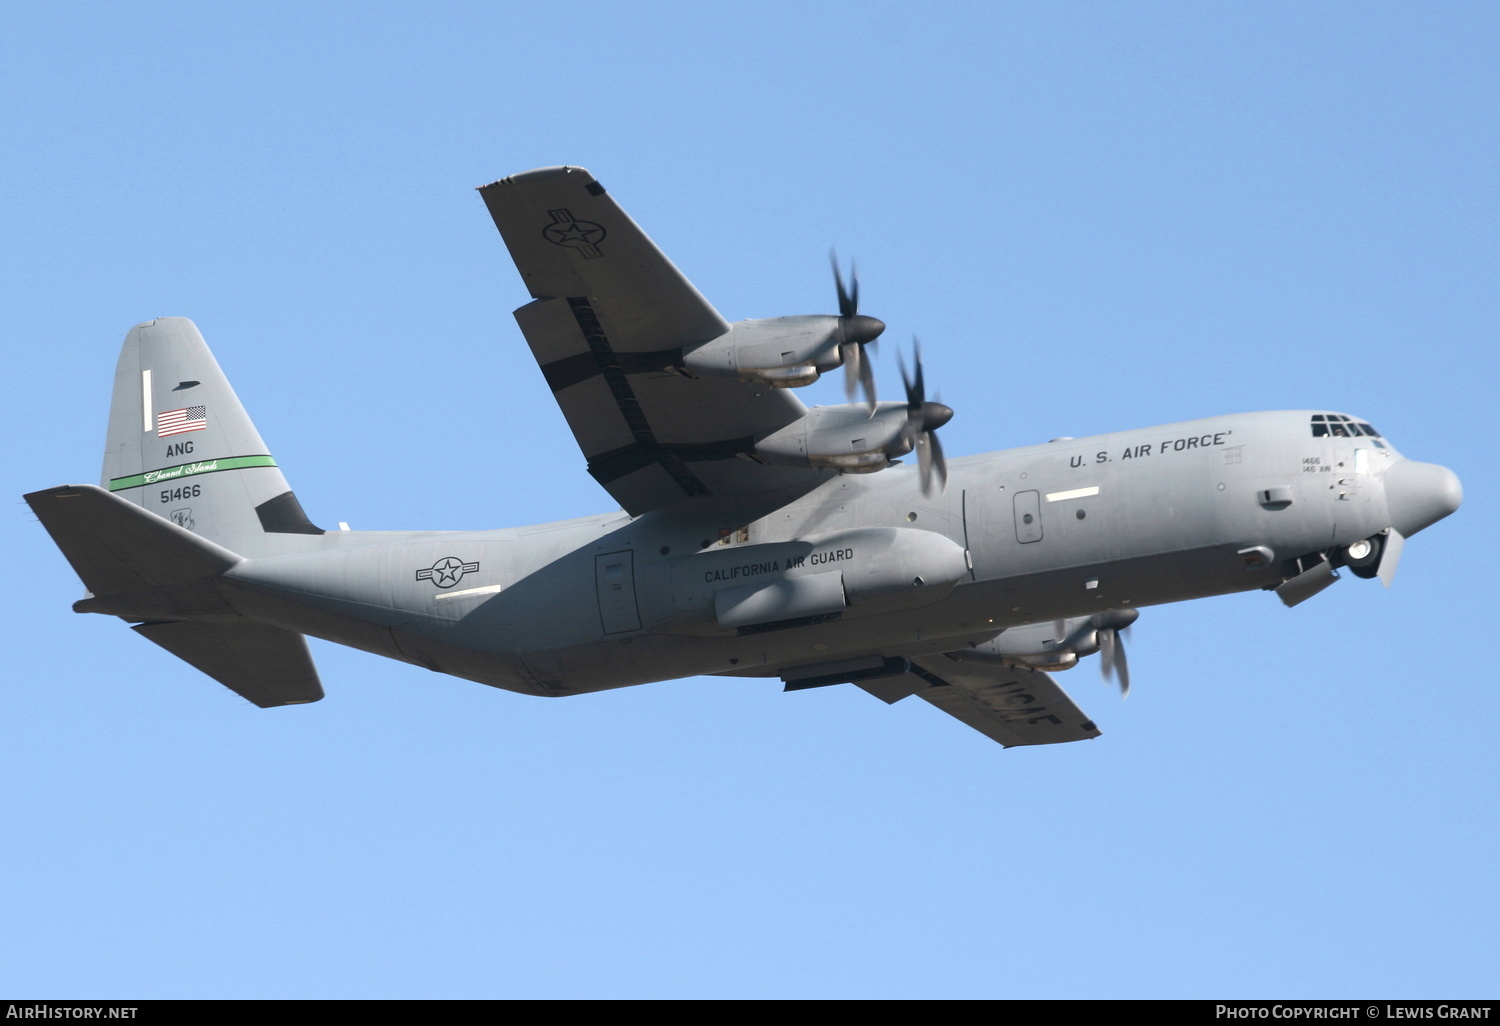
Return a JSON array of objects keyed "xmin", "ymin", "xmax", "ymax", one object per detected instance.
[{"xmin": 157, "ymin": 406, "xmax": 207, "ymax": 437}]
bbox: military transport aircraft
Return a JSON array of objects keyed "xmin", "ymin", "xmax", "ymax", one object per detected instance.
[{"xmin": 25, "ymin": 166, "xmax": 1464, "ymax": 747}]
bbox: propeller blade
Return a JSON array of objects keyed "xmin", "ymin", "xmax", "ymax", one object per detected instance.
[
  {"xmin": 1112, "ymin": 631, "xmax": 1131, "ymax": 698},
  {"xmin": 1378, "ymin": 527, "xmax": 1406, "ymax": 588},
  {"xmin": 830, "ymin": 251, "xmax": 857, "ymax": 318},
  {"xmin": 898, "ymin": 340, "xmax": 949, "ymax": 496},
  {"xmin": 842, "ymin": 341, "xmax": 862, "ymax": 402},
  {"xmin": 831, "ymin": 253, "xmax": 882, "ymax": 411},
  {"xmin": 840, "ymin": 339, "xmax": 879, "ymax": 411},
  {"xmin": 1098, "ymin": 627, "xmax": 1131, "ymax": 698},
  {"xmin": 916, "ymin": 431, "xmax": 935, "ymax": 495},
  {"xmin": 927, "ymin": 428, "xmax": 947, "ymax": 494},
  {"xmin": 857, "ymin": 344, "xmax": 877, "ymax": 410}
]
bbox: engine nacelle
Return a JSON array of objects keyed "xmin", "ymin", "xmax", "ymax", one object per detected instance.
[
  {"xmin": 681, "ymin": 316, "xmax": 844, "ymax": 388},
  {"xmin": 952, "ymin": 613, "xmax": 1128, "ymax": 671},
  {"xmin": 754, "ymin": 402, "xmax": 913, "ymax": 473}
]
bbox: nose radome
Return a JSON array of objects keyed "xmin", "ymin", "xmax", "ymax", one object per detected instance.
[{"xmin": 1384, "ymin": 460, "xmax": 1463, "ymax": 537}]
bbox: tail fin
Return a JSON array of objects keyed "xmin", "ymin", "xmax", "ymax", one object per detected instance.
[
  {"xmin": 103, "ymin": 317, "xmax": 322, "ymax": 557},
  {"xmin": 25, "ymin": 317, "xmax": 327, "ymax": 708}
]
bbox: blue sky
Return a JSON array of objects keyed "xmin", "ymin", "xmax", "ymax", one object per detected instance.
[{"xmin": 2, "ymin": 1, "xmax": 1495, "ymax": 998}]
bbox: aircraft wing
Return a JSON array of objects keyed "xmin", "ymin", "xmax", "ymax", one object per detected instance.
[
  {"xmin": 859, "ymin": 659, "xmax": 1102, "ymax": 748},
  {"xmin": 479, "ymin": 166, "xmax": 820, "ymax": 516}
]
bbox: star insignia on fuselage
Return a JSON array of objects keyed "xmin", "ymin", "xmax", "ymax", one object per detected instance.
[{"xmin": 416, "ymin": 556, "xmax": 480, "ymax": 589}]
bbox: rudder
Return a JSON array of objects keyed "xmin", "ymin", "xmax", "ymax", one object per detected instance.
[{"xmin": 102, "ymin": 317, "xmax": 322, "ymax": 557}]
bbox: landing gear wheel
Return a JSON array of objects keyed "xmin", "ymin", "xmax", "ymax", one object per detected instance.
[{"xmin": 1342, "ymin": 534, "xmax": 1384, "ymax": 579}]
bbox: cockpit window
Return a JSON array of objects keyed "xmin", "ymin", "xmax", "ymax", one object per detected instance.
[{"xmin": 1311, "ymin": 413, "xmax": 1381, "ymax": 440}]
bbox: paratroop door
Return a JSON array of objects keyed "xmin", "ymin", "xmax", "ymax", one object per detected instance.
[
  {"xmin": 1013, "ymin": 489, "xmax": 1043, "ymax": 543},
  {"xmin": 595, "ymin": 550, "xmax": 641, "ymax": 634}
]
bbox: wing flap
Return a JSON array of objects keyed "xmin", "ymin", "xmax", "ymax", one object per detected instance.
[{"xmin": 511, "ymin": 294, "xmax": 819, "ymax": 515}]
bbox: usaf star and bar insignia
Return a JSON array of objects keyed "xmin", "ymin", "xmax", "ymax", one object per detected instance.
[
  {"xmin": 416, "ymin": 556, "xmax": 480, "ymax": 589},
  {"xmin": 541, "ymin": 208, "xmax": 606, "ymax": 258}
]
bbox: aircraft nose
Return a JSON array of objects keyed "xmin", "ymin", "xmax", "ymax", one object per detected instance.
[{"xmin": 1383, "ymin": 460, "xmax": 1463, "ymax": 537}]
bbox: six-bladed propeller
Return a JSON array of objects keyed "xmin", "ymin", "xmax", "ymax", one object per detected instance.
[
  {"xmin": 1055, "ymin": 610, "xmax": 1139, "ymax": 697},
  {"xmin": 830, "ymin": 253, "xmax": 885, "ymax": 411},
  {"xmin": 827, "ymin": 254, "xmax": 1153, "ymax": 695},
  {"xmin": 826, "ymin": 255, "xmax": 950, "ymax": 494},
  {"xmin": 897, "ymin": 340, "xmax": 952, "ymax": 497}
]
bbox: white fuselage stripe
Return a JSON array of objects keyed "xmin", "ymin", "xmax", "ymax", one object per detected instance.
[
  {"xmin": 433, "ymin": 583, "xmax": 504, "ymax": 601},
  {"xmin": 1045, "ymin": 485, "xmax": 1100, "ymax": 502}
]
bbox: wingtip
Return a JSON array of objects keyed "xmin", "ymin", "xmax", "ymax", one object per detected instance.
[{"xmin": 477, "ymin": 165, "xmax": 596, "ymax": 192}]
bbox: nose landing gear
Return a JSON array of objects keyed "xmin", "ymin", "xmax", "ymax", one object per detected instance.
[{"xmin": 1338, "ymin": 533, "xmax": 1386, "ymax": 579}]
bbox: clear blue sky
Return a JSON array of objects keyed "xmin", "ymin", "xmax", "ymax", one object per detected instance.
[{"xmin": 3, "ymin": 1, "xmax": 1495, "ymax": 999}]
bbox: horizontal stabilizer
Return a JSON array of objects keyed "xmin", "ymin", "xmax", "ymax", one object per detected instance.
[
  {"xmin": 25, "ymin": 484, "xmax": 239, "ymax": 599},
  {"xmin": 133, "ymin": 620, "xmax": 323, "ymax": 707}
]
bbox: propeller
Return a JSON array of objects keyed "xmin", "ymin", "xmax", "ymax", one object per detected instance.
[
  {"xmin": 830, "ymin": 252, "xmax": 885, "ymax": 410},
  {"xmin": 897, "ymin": 340, "xmax": 953, "ymax": 496},
  {"xmin": 1098, "ymin": 622, "xmax": 1131, "ymax": 697},
  {"xmin": 1056, "ymin": 609, "xmax": 1138, "ymax": 698}
]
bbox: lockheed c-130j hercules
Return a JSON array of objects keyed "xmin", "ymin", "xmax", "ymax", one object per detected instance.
[{"xmin": 25, "ymin": 166, "xmax": 1463, "ymax": 747}]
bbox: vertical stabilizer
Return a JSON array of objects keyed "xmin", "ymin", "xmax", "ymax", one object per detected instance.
[{"xmin": 102, "ymin": 317, "xmax": 321, "ymax": 557}]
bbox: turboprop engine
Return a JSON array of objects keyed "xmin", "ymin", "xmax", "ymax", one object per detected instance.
[
  {"xmin": 751, "ymin": 346, "xmax": 954, "ymax": 495},
  {"xmin": 753, "ymin": 401, "xmax": 915, "ymax": 473},
  {"xmin": 951, "ymin": 610, "xmax": 1139, "ymax": 695},
  {"xmin": 680, "ymin": 255, "xmax": 886, "ymax": 402},
  {"xmin": 682, "ymin": 314, "xmax": 883, "ymax": 390}
]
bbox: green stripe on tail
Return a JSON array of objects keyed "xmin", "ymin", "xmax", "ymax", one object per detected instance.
[{"xmin": 109, "ymin": 454, "xmax": 279, "ymax": 491}]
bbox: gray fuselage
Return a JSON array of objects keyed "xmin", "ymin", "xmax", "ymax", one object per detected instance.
[{"xmin": 216, "ymin": 409, "xmax": 1436, "ymax": 699}]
